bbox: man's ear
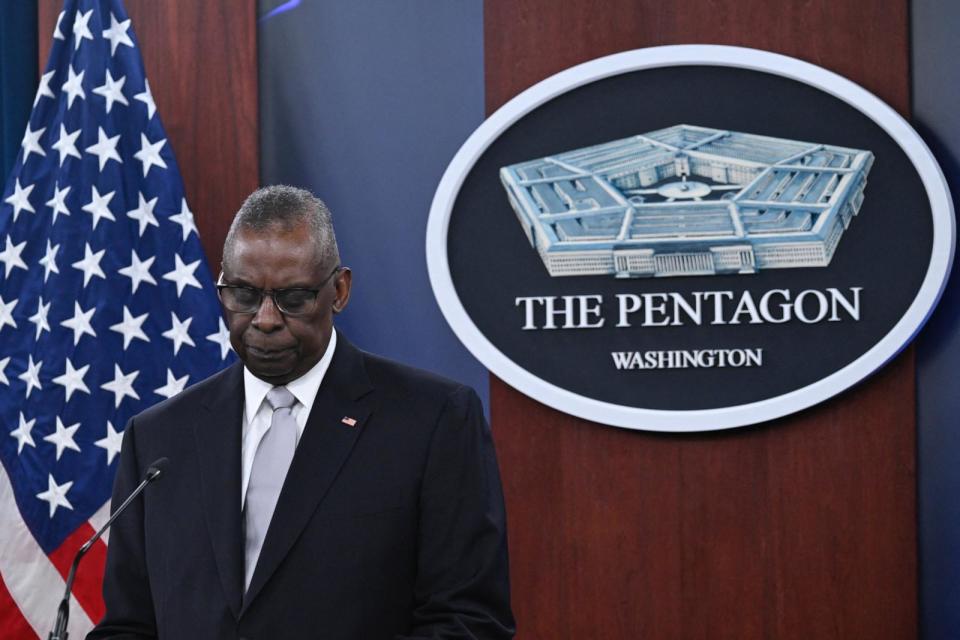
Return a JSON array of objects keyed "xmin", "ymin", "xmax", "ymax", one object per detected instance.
[{"xmin": 332, "ymin": 267, "xmax": 352, "ymax": 313}]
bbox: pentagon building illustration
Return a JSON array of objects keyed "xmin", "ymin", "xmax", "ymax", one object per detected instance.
[{"xmin": 499, "ymin": 125, "xmax": 874, "ymax": 278}]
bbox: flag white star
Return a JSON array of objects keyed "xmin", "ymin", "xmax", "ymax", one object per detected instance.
[
  {"xmin": 43, "ymin": 417, "xmax": 82, "ymax": 461},
  {"xmin": 10, "ymin": 412, "xmax": 36, "ymax": 454},
  {"xmin": 110, "ymin": 306, "xmax": 151, "ymax": 350},
  {"xmin": 28, "ymin": 298, "xmax": 51, "ymax": 340},
  {"xmin": 169, "ymin": 198, "xmax": 198, "ymax": 241},
  {"xmin": 18, "ymin": 355, "xmax": 43, "ymax": 398},
  {"xmin": 134, "ymin": 133, "xmax": 167, "ymax": 177},
  {"xmin": 93, "ymin": 70, "xmax": 129, "ymax": 113},
  {"xmin": 85, "ymin": 126, "xmax": 122, "ymax": 171},
  {"xmin": 0, "ymin": 295, "xmax": 17, "ymax": 332},
  {"xmin": 52, "ymin": 357, "xmax": 91, "ymax": 401},
  {"xmin": 102, "ymin": 13, "xmax": 134, "ymax": 56},
  {"xmin": 53, "ymin": 11, "xmax": 66, "ymax": 40},
  {"xmin": 36, "ymin": 474, "xmax": 74, "ymax": 518},
  {"xmin": 20, "ymin": 124, "xmax": 46, "ymax": 163},
  {"xmin": 51, "ymin": 124, "xmax": 81, "ymax": 167},
  {"xmin": 4, "ymin": 178, "xmax": 35, "ymax": 221},
  {"xmin": 62, "ymin": 64, "xmax": 86, "ymax": 108},
  {"xmin": 46, "ymin": 182, "xmax": 71, "ymax": 224},
  {"xmin": 81, "ymin": 185, "xmax": 116, "ymax": 229},
  {"xmin": 155, "ymin": 369, "xmax": 189, "ymax": 399},
  {"xmin": 72, "ymin": 9, "xmax": 94, "ymax": 51},
  {"xmin": 162, "ymin": 255, "xmax": 202, "ymax": 297},
  {"xmin": 61, "ymin": 302, "xmax": 97, "ymax": 345},
  {"xmin": 207, "ymin": 317, "xmax": 233, "ymax": 360},
  {"xmin": 34, "ymin": 70, "xmax": 56, "ymax": 106},
  {"xmin": 101, "ymin": 364, "xmax": 140, "ymax": 408},
  {"xmin": 95, "ymin": 421, "xmax": 124, "ymax": 465},
  {"xmin": 162, "ymin": 312, "xmax": 195, "ymax": 355},
  {"xmin": 118, "ymin": 249, "xmax": 157, "ymax": 293},
  {"xmin": 0, "ymin": 356, "xmax": 9, "ymax": 385},
  {"xmin": 126, "ymin": 192, "xmax": 159, "ymax": 236},
  {"xmin": 0, "ymin": 235, "xmax": 28, "ymax": 278},
  {"xmin": 134, "ymin": 79, "xmax": 157, "ymax": 119},
  {"xmin": 39, "ymin": 240, "xmax": 60, "ymax": 282},
  {"xmin": 72, "ymin": 243, "xmax": 107, "ymax": 287}
]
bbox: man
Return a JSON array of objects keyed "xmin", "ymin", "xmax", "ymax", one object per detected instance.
[{"xmin": 90, "ymin": 186, "xmax": 515, "ymax": 639}]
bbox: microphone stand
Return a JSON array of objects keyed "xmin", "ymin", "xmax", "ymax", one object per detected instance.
[{"xmin": 48, "ymin": 458, "xmax": 167, "ymax": 640}]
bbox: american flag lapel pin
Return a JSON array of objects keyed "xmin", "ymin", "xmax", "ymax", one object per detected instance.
[{"xmin": 341, "ymin": 416, "xmax": 358, "ymax": 427}]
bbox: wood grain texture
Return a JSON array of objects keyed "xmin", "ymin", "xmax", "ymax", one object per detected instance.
[
  {"xmin": 485, "ymin": 1, "xmax": 910, "ymax": 115},
  {"xmin": 485, "ymin": 1, "xmax": 916, "ymax": 638},
  {"xmin": 494, "ymin": 351, "xmax": 917, "ymax": 639},
  {"xmin": 38, "ymin": 1, "xmax": 258, "ymax": 269}
]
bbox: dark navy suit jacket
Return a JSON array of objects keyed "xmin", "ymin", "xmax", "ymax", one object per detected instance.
[{"xmin": 88, "ymin": 336, "xmax": 515, "ymax": 639}]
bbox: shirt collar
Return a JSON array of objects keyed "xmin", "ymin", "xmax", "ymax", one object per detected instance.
[{"xmin": 242, "ymin": 329, "xmax": 338, "ymax": 418}]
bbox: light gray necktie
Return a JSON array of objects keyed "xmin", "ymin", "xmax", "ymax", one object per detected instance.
[{"xmin": 244, "ymin": 386, "xmax": 298, "ymax": 590}]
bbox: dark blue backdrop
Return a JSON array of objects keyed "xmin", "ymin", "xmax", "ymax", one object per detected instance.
[
  {"xmin": 0, "ymin": 1, "xmax": 37, "ymax": 180},
  {"xmin": 257, "ymin": 0, "xmax": 488, "ymax": 403},
  {"xmin": 913, "ymin": 3, "xmax": 960, "ymax": 638}
]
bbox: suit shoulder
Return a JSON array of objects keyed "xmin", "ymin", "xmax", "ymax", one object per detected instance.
[
  {"xmin": 134, "ymin": 362, "xmax": 240, "ymax": 424},
  {"xmin": 360, "ymin": 351, "xmax": 478, "ymax": 405}
]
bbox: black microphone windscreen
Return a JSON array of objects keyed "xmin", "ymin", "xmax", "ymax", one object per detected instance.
[{"xmin": 145, "ymin": 457, "xmax": 169, "ymax": 482}]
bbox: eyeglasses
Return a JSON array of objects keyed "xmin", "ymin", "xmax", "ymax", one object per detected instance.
[{"xmin": 216, "ymin": 265, "xmax": 342, "ymax": 316}]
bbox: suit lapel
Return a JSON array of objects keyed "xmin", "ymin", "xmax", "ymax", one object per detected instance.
[
  {"xmin": 194, "ymin": 362, "xmax": 246, "ymax": 619},
  {"xmin": 241, "ymin": 337, "xmax": 374, "ymax": 614}
]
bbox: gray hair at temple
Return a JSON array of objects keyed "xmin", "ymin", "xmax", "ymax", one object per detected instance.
[{"xmin": 222, "ymin": 185, "xmax": 340, "ymax": 270}]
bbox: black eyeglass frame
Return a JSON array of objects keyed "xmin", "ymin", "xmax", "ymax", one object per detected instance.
[{"xmin": 216, "ymin": 265, "xmax": 343, "ymax": 316}]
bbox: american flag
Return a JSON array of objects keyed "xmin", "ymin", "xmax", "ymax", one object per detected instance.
[{"xmin": 0, "ymin": 1, "xmax": 235, "ymax": 637}]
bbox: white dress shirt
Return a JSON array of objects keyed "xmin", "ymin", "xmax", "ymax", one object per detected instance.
[{"xmin": 240, "ymin": 329, "xmax": 337, "ymax": 510}]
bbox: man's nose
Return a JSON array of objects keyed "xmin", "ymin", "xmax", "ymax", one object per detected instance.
[{"xmin": 251, "ymin": 294, "xmax": 284, "ymax": 331}]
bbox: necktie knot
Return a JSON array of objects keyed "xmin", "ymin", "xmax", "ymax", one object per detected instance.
[{"xmin": 266, "ymin": 386, "xmax": 296, "ymax": 411}]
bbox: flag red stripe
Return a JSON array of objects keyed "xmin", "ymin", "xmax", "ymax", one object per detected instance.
[
  {"xmin": 46, "ymin": 523, "xmax": 107, "ymax": 626},
  {"xmin": 0, "ymin": 572, "xmax": 40, "ymax": 639}
]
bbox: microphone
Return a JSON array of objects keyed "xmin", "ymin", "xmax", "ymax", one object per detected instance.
[{"xmin": 48, "ymin": 457, "xmax": 169, "ymax": 640}]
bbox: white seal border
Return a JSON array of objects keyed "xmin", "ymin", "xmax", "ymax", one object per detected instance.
[{"xmin": 426, "ymin": 45, "xmax": 956, "ymax": 432}]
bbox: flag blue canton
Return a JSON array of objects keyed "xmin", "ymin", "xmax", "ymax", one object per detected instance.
[{"xmin": 0, "ymin": 0, "xmax": 235, "ymax": 555}]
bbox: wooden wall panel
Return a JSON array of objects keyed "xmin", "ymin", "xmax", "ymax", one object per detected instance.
[
  {"xmin": 38, "ymin": 1, "xmax": 258, "ymax": 269},
  {"xmin": 485, "ymin": 1, "xmax": 909, "ymax": 115},
  {"xmin": 485, "ymin": 1, "xmax": 916, "ymax": 638}
]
